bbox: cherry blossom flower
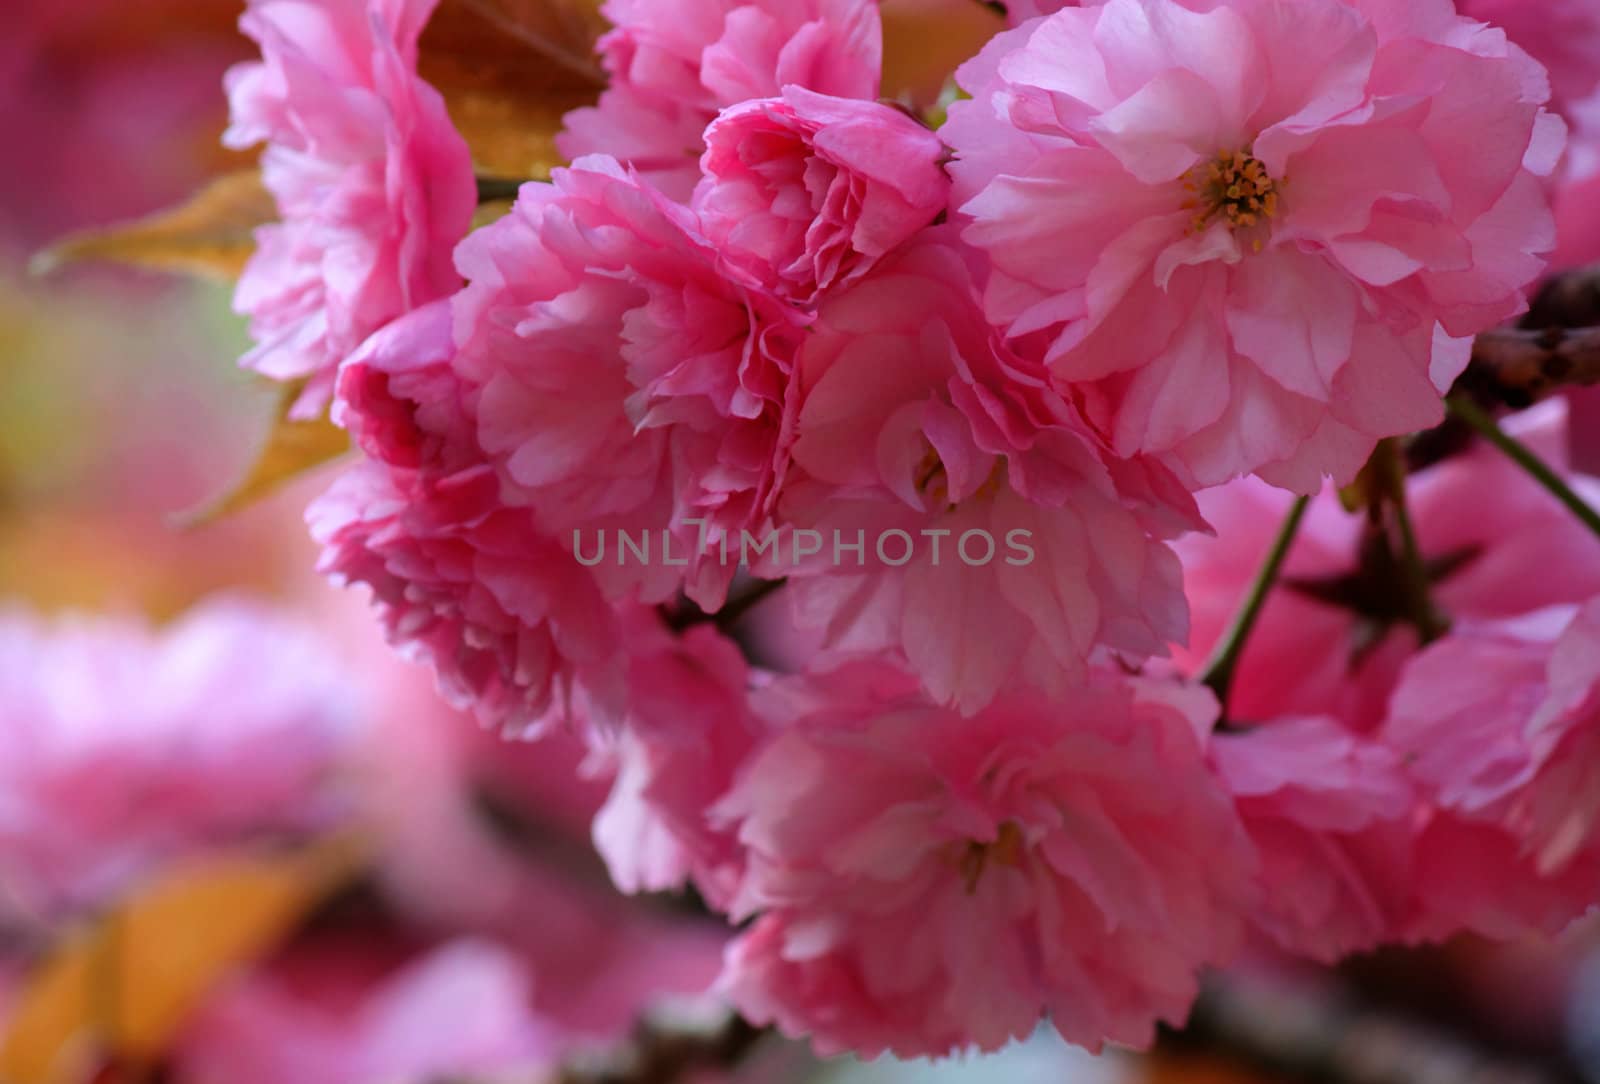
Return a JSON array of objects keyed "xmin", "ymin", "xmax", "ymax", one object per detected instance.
[
  {"xmin": 694, "ymin": 87, "xmax": 949, "ymax": 302},
  {"xmin": 1175, "ymin": 402, "xmax": 1600, "ymax": 731},
  {"xmin": 560, "ymin": 0, "xmax": 882, "ymax": 201},
  {"xmin": 226, "ymin": 0, "xmax": 474, "ymax": 414},
  {"xmin": 1210, "ymin": 716, "xmax": 1415, "ymax": 961},
  {"xmin": 0, "ymin": 599, "xmax": 357, "ymax": 926},
  {"xmin": 717, "ymin": 662, "xmax": 1255, "ymax": 1057},
  {"xmin": 454, "ymin": 156, "xmax": 808, "ymax": 610},
  {"xmin": 944, "ymin": 0, "xmax": 1563, "ymax": 490},
  {"xmin": 779, "ymin": 230, "xmax": 1199, "ymax": 714},
  {"xmin": 177, "ymin": 941, "xmax": 558, "ymax": 1084},
  {"xmin": 1387, "ymin": 600, "xmax": 1600, "ymax": 874},
  {"xmin": 1458, "ymin": 0, "xmax": 1600, "ymax": 113},
  {"xmin": 592, "ymin": 624, "xmax": 765, "ymax": 910},
  {"xmin": 312, "ymin": 303, "xmax": 639, "ymax": 734}
]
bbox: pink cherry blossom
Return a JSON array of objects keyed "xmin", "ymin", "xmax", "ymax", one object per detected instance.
[
  {"xmin": 944, "ymin": 0, "xmax": 1563, "ymax": 490},
  {"xmin": 312, "ymin": 303, "xmax": 637, "ymax": 734},
  {"xmin": 1003, "ymin": 0, "xmax": 1073, "ymax": 26},
  {"xmin": 716, "ymin": 661, "xmax": 1255, "ymax": 1057},
  {"xmin": 226, "ymin": 0, "xmax": 474, "ymax": 415},
  {"xmin": 1210, "ymin": 716, "xmax": 1415, "ymax": 961},
  {"xmin": 177, "ymin": 940, "xmax": 557, "ymax": 1084},
  {"xmin": 1376, "ymin": 600, "xmax": 1600, "ymax": 941},
  {"xmin": 694, "ymin": 87, "xmax": 948, "ymax": 303},
  {"xmin": 778, "ymin": 230, "xmax": 1198, "ymax": 714},
  {"xmin": 1458, "ymin": 0, "xmax": 1600, "ymax": 113},
  {"xmin": 560, "ymin": 0, "xmax": 882, "ymax": 201},
  {"xmin": 358, "ymin": 664, "xmax": 729, "ymax": 1038},
  {"xmin": 593, "ymin": 624, "xmax": 765, "ymax": 910},
  {"xmin": 1175, "ymin": 402, "xmax": 1600, "ymax": 731},
  {"xmin": 0, "ymin": 599, "xmax": 357, "ymax": 926},
  {"xmin": 1387, "ymin": 600, "xmax": 1600, "ymax": 875},
  {"xmin": 454, "ymin": 156, "xmax": 808, "ymax": 610}
]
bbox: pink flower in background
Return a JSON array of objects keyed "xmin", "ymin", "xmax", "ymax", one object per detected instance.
[
  {"xmin": 455, "ymin": 156, "xmax": 808, "ymax": 610},
  {"xmin": 944, "ymin": 0, "xmax": 1562, "ymax": 490},
  {"xmin": 718, "ymin": 662, "xmax": 1255, "ymax": 1057},
  {"xmin": 1377, "ymin": 600, "xmax": 1600, "ymax": 942},
  {"xmin": 226, "ymin": 0, "xmax": 474, "ymax": 415},
  {"xmin": 1458, "ymin": 0, "xmax": 1600, "ymax": 112},
  {"xmin": 1175, "ymin": 403, "xmax": 1600, "ymax": 732},
  {"xmin": 0, "ymin": 599, "xmax": 357, "ymax": 926},
  {"xmin": 313, "ymin": 303, "xmax": 637, "ymax": 734},
  {"xmin": 1003, "ymin": 0, "xmax": 1072, "ymax": 26},
  {"xmin": 560, "ymin": 0, "xmax": 882, "ymax": 200},
  {"xmin": 779, "ymin": 232, "xmax": 1196, "ymax": 714},
  {"xmin": 694, "ymin": 88, "xmax": 949, "ymax": 302},
  {"xmin": 1386, "ymin": 600, "xmax": 1600, "ymax": 879},
  {"xmin": 178, "ymin": 940, "xmax": 557, "ymax": 1084},
  {"xmin": 360, "ymin": 667, "xmax": 729, "ymax": 1040},
  {"xmin": 1210, "ymin": 717, "xmax": 1415, "ymax": 961}
]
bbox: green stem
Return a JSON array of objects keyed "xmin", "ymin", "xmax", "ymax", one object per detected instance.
[
  {"xmin": 1199, "ymin": 495, "xmax": 1311, "ymax": 706},
  {"xmin": 1448, "ymin": 395, "xmax": 1600, "ymax": 543}
]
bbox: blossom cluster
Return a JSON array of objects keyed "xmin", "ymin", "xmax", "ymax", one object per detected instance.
[{"xmin": 220, "ymin": 0, "xmax": 1600, "ymax": 1059}]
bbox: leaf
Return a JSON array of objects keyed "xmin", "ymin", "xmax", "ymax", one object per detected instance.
[
  {"xmin": 420, "ymin": 0, "xmax": 609, "ymax": 180},
  {"xmin": 880, "ymin": 0, "xmax": 1004, "ymax": 111},
  {"xmin": 0, "ymin": 839, "xmax": 361, "ymax": 1084},
  {"xmin": 30, "ymin": 171, "xmax": 275, "ymax": 282},
  {"xmin": 177, "ymin": 382, "xmax": 351, "ymax": 528}
]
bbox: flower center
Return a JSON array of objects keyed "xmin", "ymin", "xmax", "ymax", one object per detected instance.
[
  {"xmin": 1184, "ymin": 149, "xmax": 1279, "ymax": 235},
  {"xmin": 913, "ymin": 447, "xmax": 1006, "ymax": 511},
  {"xmin": 956, "ymin": 820, "xmax": 1026, "ymax": 894}
]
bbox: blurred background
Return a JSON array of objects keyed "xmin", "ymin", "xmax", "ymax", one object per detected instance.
[{"xmin": 3, "ymin": 3, "xmax": 1600, "ymax": 1083}]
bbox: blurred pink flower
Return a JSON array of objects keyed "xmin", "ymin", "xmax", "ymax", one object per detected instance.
[
  {"xmin": 1175, "ymin": 403, "xmax": 1600, "ymax": 731},
  {"xmin": 1387, "ymin": 600, "xmax": 1600, "ymax": 876},
  {"xmin": 1380, "ymin": 600, "xmax": 1600, "ymax": 941},
  {"xmin": 560, "ymin": 0, "xmax": 882, "ymax": 201},
  {"xmin": 717, "ymin": 662, "xmax": 1255, "ymax": 1057},
  {"xmin": 178, "ymin": 940, "xmax": 556, "ymax": 1084},
  {"xmin": 0, "ymin": 599, "xmax": 357, "ymax": 926},
  {"xmin": 780, "ymin": 231, "xmax": 1197, "ymax": 714},
  {"xmin": 361, "ymin": 664, "xmax": 729, "ymax": 1040},
  {"xmin": 1458, "ymin": 0, "xmax": 1600, "ymax": 112},
  {"xmin": 313, "ymin": 303, "xmax": 636, "ymax": 735},
  {"xmin": 226, "ymin": 0, "xmax": 474, "ymax": 414},
  {"xmin": 1003, "ymin": 0, "xmax": 1072, "ymax": 25},
  {"xmin": 944, "ymin": 0, "xmax": 1562, "ymax": 490},
  {"xmin": 694, "ymin": 87, "xmax": 948, "ymax": 303},
  {"xmin": 1210, "ymin": 716, "xmax": 1415, "ymax": 961}
]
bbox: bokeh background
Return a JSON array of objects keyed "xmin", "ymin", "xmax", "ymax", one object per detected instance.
[{"xmin": 3, "ymin": 3, "xmax": 1600, "ymax": 1083}]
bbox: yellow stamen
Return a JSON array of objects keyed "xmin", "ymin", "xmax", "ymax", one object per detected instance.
[
  {"xmin": 1186, "ymin": 147, "xmax": 1281, "ymax": 239},
  {"xmin": 957, "ymin": 821, "xmax": 1028, "ymax": 894}
]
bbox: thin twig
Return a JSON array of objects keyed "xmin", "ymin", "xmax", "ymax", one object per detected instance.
[
  {"xmin": 1199, "ymin": 495, "xmax": 1310, "ymax": 707},
  {"xmin": 1448, "ymin": 395, "xmax": 1600, "ymax": 544}
]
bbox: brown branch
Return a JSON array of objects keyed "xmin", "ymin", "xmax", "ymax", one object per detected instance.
[
  {"xmin": 1455, "ymin": 325, "xmax": 1600, "ymax": 410},
  {"xmin": 1525, "ymin": 261, "xmax": 1600, "ymax": 330}
]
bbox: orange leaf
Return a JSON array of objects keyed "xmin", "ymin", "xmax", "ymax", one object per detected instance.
[
  {"xmin": 420, "ymin": 0, "xmax": 609, "ymax": 179},
  {"xmin": 177, "ymin": 381, "xmax": 351, "ymax": 528},
  {"xmin": 880, "ymin": 0, "xmax": 1004, "ymax": 111},
  {"xmin": 30, "ymin": 171, "xmax": 275, "ymax": 282},
  {"xmin": 0, "ymin": 839, "xmax": 361, "ymax": 1084}
]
